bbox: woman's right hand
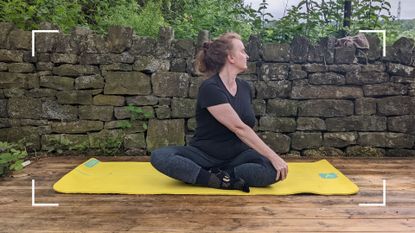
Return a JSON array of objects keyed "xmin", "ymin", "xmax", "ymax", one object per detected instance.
[{"xmin": 269, "ymin": 154, "xmax": 288, "ymax": 181}]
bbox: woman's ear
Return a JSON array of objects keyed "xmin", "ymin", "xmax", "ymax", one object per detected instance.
[{"xmin": 227, "ymin": 52, "xmax": 236, "ymax": 64}]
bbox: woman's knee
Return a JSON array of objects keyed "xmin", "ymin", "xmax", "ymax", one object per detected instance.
[
  {"xmin": 234, "ymin": 163, "xmax": 277, "ymax": 187},
  {"xmin": 150, "ymin": 147, "xmax": 171, "ymax": 169}
]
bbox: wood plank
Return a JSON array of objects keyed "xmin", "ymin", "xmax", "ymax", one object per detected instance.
[{"xmin": 1, "ymin": 156, "xmax": 415, "ymax": 232}]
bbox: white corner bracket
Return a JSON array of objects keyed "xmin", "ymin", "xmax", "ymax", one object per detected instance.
[
  {"xmin": 32, "ymin": 179, "xmax": 59, "ymax": 207},
  {"xmin": 31, "ymin": 30, "xmax": 60, "ymax": 57},
  {"xmin": 358, "ymin": 179, "xmax": 386, "ymax": 207},
  {"xmin": 359, "ymin": 30, "xmax": 386, "ymax": 57}
]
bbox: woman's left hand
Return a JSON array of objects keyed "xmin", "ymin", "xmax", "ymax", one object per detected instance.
[{"xmin": 269, "ymin": 155, "xmax": 288, "ymax": 181}]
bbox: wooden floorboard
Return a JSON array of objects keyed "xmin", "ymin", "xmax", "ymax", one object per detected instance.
[{"xmin": 0, "ymin": 156, "xmax": 414, "ymax": 232}]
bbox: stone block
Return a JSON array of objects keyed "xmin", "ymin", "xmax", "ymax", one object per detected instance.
[
  {"xmin": 0, "ymin": 22, "xmax": 14, "ymax": 49},
  {"xmin": 296, "ymin": 117, "xmax": 326, "ymax": 131},
  {"xmin": 358, "ymin": 132, "xmax": 415, "ymax": 149},
  {"xmin": 291, "ymin": 82, "xmax": 363, "ymax": 99},
  {"xmin": 146, "ymin": 119, "xmax": 185, "ymax": 152},
  {"xmin": 258, "ymin": 132, "xmax": 291, "ymax": 153},
  {"xmin": 252, "ymin": 99, "xmax": 266, "ymax": 116},
  {"xmin": 0, "ymin": 126, "xmax": 40, "ymax": 150},
  {"xmin": 189, "ymin": 76, "xmax": 205, "ymax": 98},
  {"xmin": 388, "ymin": 115, "xmax": 415, "ymax": 134},
  {"xmin": 346, "ymin": 145, "xmax": 385, "ymax": 157},
  {"xmin": 187, "ymin": 118, "xmax": 196, "ymax": 131},
  {"xmin": 0, "ymin": 99, "xmax": 7, "ymax": 118},
  {"xmin": 363, "ymin": 83, "xmax": 408, "ymax": 97},
  {"xmin": 88, "ymin": 129, "xmax": 124, "ymax": 149},
  {"xmin": 51, "ymin": 53, "xmax": 78, "ymax": 64},
  {"xmin": 260, "ymin": 63, "xmax": 289, "ymax": 81},
  {"xmin": 170, "ymin": 58, "xmax": 187, "ymax": 72},
  {"xmin": 258, "ymin": 116, "xmax": 296, "ymax": 133},
  {"xmin": 255, "ymin": 81, "xmax": 291, "ymax": 99},
  {"xmin": 309, "ymin": 72, "xmax": 345, "ymax": 85},
  {"xmin": 53, "ymin": 64, "xmax": 100, "ymax": 77},
  {"xmin": 387, "ymin": 63, "xmax": 414, "ymax": 77},
  {"xmin": 79, "ymin": 105, "xmax": 114, "ymax": 121},
  {"xmin": 152, "ymin": 72, "xmax": 190, "ymax": 97},
  {"xmin": 325, "ymin": 116, "xmax": 386, "ymax": 131},
  {"xmin": 7, "ymin": 97, "xmax": 41, "ymax": 119},
  {"xmin": 323, "ymin": 132, "xmax": 358, "ymax": 147},
  {"xmin": 262, "ymin": 43, "xmax": 290, "ymax": 62},
  {"xmin": 93, "ymin": 95, "xmax": 125, "ymax": 106},
  {"xmin": 267, "ymin": 99, "xmax": 298, "ymax": 116},
  {"xmin": 303, "ymin": 147, "xmax": 345, "ymax": 157},
  {"xmin": 7, "ymin": 29, "xmax": 31, "ymax": 50},
  {"xmin": 57, "ymin": 90, "xmax": 92, "ymax": 105},
  {"xmin": 124, "ymin": 133, "xmax": 146, "ymax": 149},
  {"xmin": 377, "ymin": 96, "xmax": 412, "ymax": 116},
  {"xmin": 41, "ymin": 99, "xmax": 78, "ymax": 121},
  {"xmin": 386, "ymin": 149, "xmax": 415, "ymax": 157},
  {"xmin": 290, "ymin": 36, "xmax": 309, "ymax": 63},
  {"xmin": 291, "ymin": 132, "xmax": 322, "ymax": 150},
  {"xmin": 355, "ymin": 98, "xmax": 377, "ymax": 115},
  {"xmin": 334, "ymin": 46, "xmax": 356, "ymax": 63},
  {"xmin": 171, "ymin": 98, "xmax": 196, "ymax": 118},
  {"xmin": 7, "ymin": 63, "xmax": 34, "ymax": 73},
  {"xmin": 104, "ymin": 72, "xmax": 151, "ymax": 95},
  {"xmin": 289, "ymin": 70, "xmax": 307, "ymax": 80},
  {"xmin": 51, "ymin": 120, "xmax": 103, "ymax": 133},
  {"xmin": 298, "ymin": 100, "xmax": 354, "ymax": 117},
  {"xmin": 155, "ymin": 105, "xmax": 170, "ymax": 119},
  {"xmin": 172, "ymin": 39, "xmax": 194, "ymax": 58},
  {"xmin": 75, "ymin": 74, "xmax": 104, "ymax": 90},
  {"xmin": 101, "ymin": 63, "xmax": 132, "ymax": 72},
  {"xmin": 39, "ymin": 76, "xmax": 74, "ymax": 90},
  {"xmin": 133, "ymin": 56, "xmax": 170, "ymax": 74},
  {"xmin": 36, "ymin": 62, "xmax": 54, "ymax": 71},
  {"xmin": 304, "ymin": 64, "xmax": 328, "ymax": 73},
  {"xmin": 130, "ymin": 36, "xmax": 157, "ymax": 55},
  {"xmin": 107, "ymin": 26, "xmax": 133, "ymax": 53},
  {"xmin": 114, "ymin": 106, "xmax": 154, "ymax": 120},
  {"xmin": 126, "ymin": 95, "xmax": 158, "ymax": 106},
  {"xmin": 346, "ymin": 71, "xmax": 389, "ymax": 85},
  {"xmin": 0, "ymin": 49, "xmax": 23, "ymax": 62}
]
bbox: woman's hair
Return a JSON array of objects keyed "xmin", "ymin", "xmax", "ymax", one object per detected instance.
[{"xmin": 195, "ymin": 32, "xmax": 241, "ymax": 76}]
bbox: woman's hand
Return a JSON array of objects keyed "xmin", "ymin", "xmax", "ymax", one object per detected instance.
[{"xmin": 269, "ymin": 155, "xmax": 288, "ymax": 181}]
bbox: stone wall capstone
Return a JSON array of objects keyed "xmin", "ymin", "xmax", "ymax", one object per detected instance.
[{"xmin": 0, "ymin": 22, "xmax": 414, "ymax": 157}]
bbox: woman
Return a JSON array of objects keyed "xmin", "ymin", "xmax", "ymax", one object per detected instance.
[{"xmin": 151, "ymin": 32, "xmax": 288, "ymax": 192}]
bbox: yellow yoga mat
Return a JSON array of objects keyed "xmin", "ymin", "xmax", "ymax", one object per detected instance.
[{"xmin": 53, "ymin": 158, "xmax": 359, "ymax": 195}]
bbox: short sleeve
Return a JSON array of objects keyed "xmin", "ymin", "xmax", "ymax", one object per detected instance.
[{"xmin": 198, "ymin": 83, "xmax": 229, "ymax": 108}]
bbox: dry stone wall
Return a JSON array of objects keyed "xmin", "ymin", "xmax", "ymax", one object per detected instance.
[{"xmin": 0, "ymin": 22, "xmax": 414, "ymax": 157}]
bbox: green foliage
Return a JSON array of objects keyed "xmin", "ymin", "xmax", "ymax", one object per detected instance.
[
  {"xmin": 96, "ymin": 135, "xmax": 124, "ymax": 156},
  {"xmin": 1, "ymin": 0, "xmax": 412, "ymax": 46},
  {"xmin": 0, "ymin": 141, "xmax": 28, "ymax": 176},
  {"xmin": 264, "ymin": 0, "xmax": 396, "ymax": 44},
  {"xmin": 47, "ymin": 136, "xmax": 89, "ymax": 154},
  {"xmin": 93, "ymin": 0, "xmax": 167, "ymax": 36},
  {"xmin": 123, "ymin": 104, "xmax": 149, "ymax": 129},
  {"xmin": 0, "ymin": 0, "xmax": 85, "ymax": 31},
  {"xmin": 166, "ymin": 0, "xmax": 260, "ymax": 40}
]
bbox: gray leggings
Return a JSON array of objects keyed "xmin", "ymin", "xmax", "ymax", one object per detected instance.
[{"xmin": 150, "ymin": 146, "xmax": 277, "ymax": 187}]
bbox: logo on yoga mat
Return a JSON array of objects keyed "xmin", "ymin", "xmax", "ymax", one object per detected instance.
[
  {"xmin": 84, "ymin": 158, "xmax": 99, "ymax": 168},
  {"xmin": 319, "ymin": 173, "xmax": 337, "ymax": 179}
]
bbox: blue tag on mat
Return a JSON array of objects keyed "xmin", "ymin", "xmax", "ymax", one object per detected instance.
[
  {"xmin": 319, "ymin": 173, "xmax": 337, "ymax": 179},
  {"xmin": 84, "ymin": 158, "xmax": 99, "ymax": 168}
]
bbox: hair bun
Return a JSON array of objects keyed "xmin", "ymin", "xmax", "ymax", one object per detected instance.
[{"xmin": 202, "ymin": 41, "xmax": 212, "ymax": 50}]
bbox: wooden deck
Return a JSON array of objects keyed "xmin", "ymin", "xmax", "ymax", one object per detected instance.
[{"xmin": 1, "ymin": 156, "xmax": 414, "ymax": 232}]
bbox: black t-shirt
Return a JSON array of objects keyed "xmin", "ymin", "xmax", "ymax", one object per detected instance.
[{"xmin": 189, "ymin": 73, "xmax": 256, "ymax": 160}]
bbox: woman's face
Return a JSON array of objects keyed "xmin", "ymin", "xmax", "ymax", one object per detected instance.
[{"xmin": 229, "ymin": 39, "xmax": 249, "ymax": 72}]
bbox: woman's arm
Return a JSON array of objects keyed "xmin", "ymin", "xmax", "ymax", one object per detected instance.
[{"xmin": 207, "ymin": 103, "xmax": 288, "ymax": 181}]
